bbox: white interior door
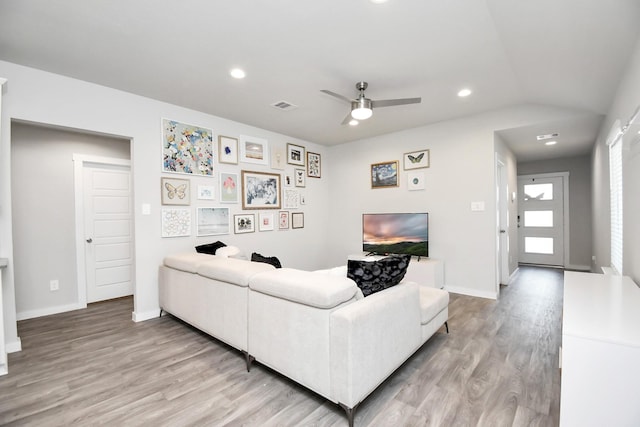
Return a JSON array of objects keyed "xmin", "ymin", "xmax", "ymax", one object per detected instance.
[
  {"xmin": 518, "ymin": 175, "xmax": 565, "ymax": 266},
  {"xmin": 83, "ymin": 162, "xmax": 133, "ymax": 303},
  {"xmin": 497, "ymin": 159, "xmax": 509, "ymax": 287}
]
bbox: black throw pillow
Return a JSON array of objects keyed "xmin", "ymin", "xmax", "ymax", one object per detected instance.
[
  {"xmin": 195, "ymin": 241, "xmax": 227, "ymax": 255},
  {"xmin": 347, "ymin": 254, "xmax": 411, "ymax": 297},
  {"xmin": 251, "ymin": 252, "xmax": 282, "ymax": 269}
]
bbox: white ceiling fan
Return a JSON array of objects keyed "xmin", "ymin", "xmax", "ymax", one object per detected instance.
[{"xmin": 321, "ymin": 81, "xmax": 421, "ymax": 125}]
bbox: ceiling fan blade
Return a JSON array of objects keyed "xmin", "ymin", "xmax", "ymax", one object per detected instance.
[
  {"xmin": 372, "ymin": 97, "xmax": 422, "ymax": 108},
  {"xmin": 321, "ymin": 89, "xmax": 353, "ymax": 104},
  {"xmin": 341, "ymin": 112, "xmax": 354, "ymax": 125}
]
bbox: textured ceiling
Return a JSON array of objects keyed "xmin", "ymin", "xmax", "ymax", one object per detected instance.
[{"xmin": 1, "ymin": 0, "xmax": 639, "ymax": 161}]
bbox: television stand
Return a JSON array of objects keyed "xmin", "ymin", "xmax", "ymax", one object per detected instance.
[{"xmin": 348, "ymin": 254, "xmax": 444, "ymax": 289}]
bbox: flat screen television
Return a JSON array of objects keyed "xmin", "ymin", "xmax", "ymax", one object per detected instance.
[{"xmin": 362, "ymin": 213, "xmax": 429, "ymax": 257}]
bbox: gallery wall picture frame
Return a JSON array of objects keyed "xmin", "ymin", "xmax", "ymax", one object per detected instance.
[
  {"xmin": 239, "ymin": 135, "xmax": 269, "ymax": 165},
  {"xmin": 283, "ymin": 188, "xmax": 300, "ymax": 209},
  {"xmin": 291, "ymin": 212, "xmax": 304, "ymax": 229},
  {"xmin": 279, "ymin": 211, "xmax": 290, "ymax": 229},
  {"xmin": 197, "ymin": 185, "xmax": 215, "ymax": 200},
  {"xmin": 218, "ymin": 135, "xmax": 239, "ymax": 164},
  {"xmin": 271, "ymin": 143, "xmax": 286, "ymax": 170},
  {"xmin": 241, "ymin": 170, "xmax": 281, "ymax": 209},
  {"xmin": 407, "ymin": 171, "xmax": 426, "ymax": 191},
  {"xmin": 220, "ymin": 172, "xmax": 239, "ymax": 203},
  {"xmin": 287, "ymin": 143, "xmax": 306, "ymax": 166},
  {"xmin": 161, "ymin": 177, "xmax": 190, "ymax": 205},
  {"xmin": 294, "ymin": 168, "xmax": 306, "ymax": 187},
  {"xmin": 162, "ymin": 118, "xmax": 214, "ymax": 176},
  {"xmin": 196, "ymin": 207, "xmax": 230, "ymax": 236},
  {"xmin": 161, "ymin": 208, "xmax": 191, "ymax": 238},
  {"xmin": 259, "ymin": 212, "xmax": 275, "ymax": 231},
  {"xmin": 307, "ymin": 152, "xmax": 321, "ymax": 178},
  {"xmin": 371, "ymin": 160, "xmax": 399, "ymax": 189},
  {"xmin": 234, "ymin": 213, "xmax": 255, "ymax": 234},
  {"xmin": 403, "ymin": 149, "xmax": 430, "ymax": 170}
]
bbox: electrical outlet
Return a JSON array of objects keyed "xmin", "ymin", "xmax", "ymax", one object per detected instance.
[{"xmin": 50, "ymin": 279, "xmax": 59, "ymax": 291}]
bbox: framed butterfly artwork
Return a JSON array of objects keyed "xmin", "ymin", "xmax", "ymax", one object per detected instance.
[
  {"xmin": 161, "ymin": 177, "xmax": 190, "ymax": 205},
  {"xmin": 403, "ymin": 149, "xmax": 430, "ymax": 170}
]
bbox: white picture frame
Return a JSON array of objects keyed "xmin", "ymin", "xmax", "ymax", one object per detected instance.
[
  {"xmin": 196, "ymin": 207, "xmax": 230, "ymax": 236},
  {"xmin": 259, "ymin": 212, "xmax": 275, "ymax": 231},
  {"xmin": 220, "ymin": 172, "xmax": 239, "ymax": 203},
  {"xmin": 197, "ymin": 185, "xmax": 215, "ymax": 200},
  {"xmin": 239, "ymin": 135, "xmax": 269, "ymax": 165},
  {"xmin": 161, "ymin": 208, "xmax": 191, "ymax": 238}
]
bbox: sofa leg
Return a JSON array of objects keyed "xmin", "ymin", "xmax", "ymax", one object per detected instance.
[
  {"xmin": 444, "ymin": 321, "xmax": 449, "ymax": 334},
  {"xmin": 243, "ymin": 351, "xmax": 255, "ymax": 372},
  {"xmin": 339, "ymin": 402, "xmax": 359, "ymax": 427},
  {"xmin": 159, "ymin": 308, "xmax": 164, "ymax": 318}
]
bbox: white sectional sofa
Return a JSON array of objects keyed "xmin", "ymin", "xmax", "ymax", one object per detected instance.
[{"xmin": 158, "ymin": 253, "xmax": 449, "ymax": 426}]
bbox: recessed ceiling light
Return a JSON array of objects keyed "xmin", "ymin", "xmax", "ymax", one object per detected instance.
[
  {"xmin": 370, "ymin": 0, "xmax": 388, "ymax": 4},
  {"xmin": 349, "ymin": 119, "xmax": 359, "ymax": 126},
  {"xmin": 545, "ymin": 140, "xmax": 557, "ymax": 146},
  {"xmin": 230, "ymin": 68, "xmax": 246, "ymax": 79},
  {"xmin": 457, "ymin": 88, "xmax": 472, "ymax": 97}
]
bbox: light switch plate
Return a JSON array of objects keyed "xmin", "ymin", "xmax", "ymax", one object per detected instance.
[{"xmin": 471, "ymin": 201, "xmax": 485, "ymax": 211}]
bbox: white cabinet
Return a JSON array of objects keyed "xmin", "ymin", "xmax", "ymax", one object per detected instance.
[
  {"xmin": 560, "ymin": 271, "xmax": 640, "ymax": 426},
  {"xmin": 348, "ymin": 254, "xmax": 443, "ymax": 289}
]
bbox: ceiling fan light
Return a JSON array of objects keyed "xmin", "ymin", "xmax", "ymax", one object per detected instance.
[
  {"xmin": 351, "ymin": 108, "xmax": 372, "ymax": 120},
  {"xmin": 351, "ymin": 98, "xmax": 373, "ymax": 120}
]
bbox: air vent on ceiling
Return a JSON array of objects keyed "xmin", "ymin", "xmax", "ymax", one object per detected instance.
[
  {"xmin": 536, "ymin": 133, "xmax": 559, "ymax": 141},
  {"xmin": 271, "ymin": 100, "xmax": 298, "ymax": 111}
]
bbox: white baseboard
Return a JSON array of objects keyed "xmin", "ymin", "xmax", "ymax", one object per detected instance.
[
  {"xmin": 132, "ymin": 308, "xmax": 161, "ymax": 322},
  {"xmin": 567, "ymin": 264, "xmax": 591, "ymax": 272},
  {"xmin": 16, "ymin": 302, "xmax": 86, "ymax": 321},
  {"xmin": 444, "ymin": 285, "xmax": 498, "ymax": 300},
  {"xmin": 6, "ymin": 337, "xmax": 22, "ymax": 353}
]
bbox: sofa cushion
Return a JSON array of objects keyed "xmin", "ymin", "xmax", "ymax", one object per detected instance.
[
  {"xmin": 347, "ymin": 254, "xmax": 411, "ymax": 297},
  {"xmin": 251, "ymin": 252, "xmax": 282, "ymax": 268},
  {"xmin": 249, "ymin": 268, "xmax": 358, "ymax": 309},
  {"xmin": 163, "ymin": 252, "xmax": 215, "ymax": 273},
  {"xmin": 216, "ymin": 245, "xmax": 241, "ymax": 258},
  {"xmin": 197, "ymin": 257, "xmax": 275, "ymax": 287},
  {"xmin": 195, "ymin": 240, "xmax": 226, "ymax": 255},
  {"xmin": 418, "ymin": 286, "xmax": 449, "ymax": 325}
]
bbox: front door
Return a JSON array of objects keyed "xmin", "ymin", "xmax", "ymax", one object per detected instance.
[
  {"xmin": 83, "ymin": 162, "xmax": 133, "ymax": 303},
  {"xmin": 518, "ymin": 174, "xmax": 565, "ymax": 267}
]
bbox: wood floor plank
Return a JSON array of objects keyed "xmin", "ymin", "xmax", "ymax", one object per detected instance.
[{"xmin": 0, "ymin": 266, "xmax": 563, "ymax": 426}]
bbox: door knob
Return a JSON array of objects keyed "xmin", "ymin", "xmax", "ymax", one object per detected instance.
[{"xmin": 86, "ymin": 238, "xmax": 93, "ymax": 243}]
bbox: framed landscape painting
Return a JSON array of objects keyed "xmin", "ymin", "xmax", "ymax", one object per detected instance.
[
  {"xmin": 196, "ymin": 207, "xmax": 230, "ymax": 236},
  {"xmin": 239, "ymin": 135, "xmax": 268, "ymax": 165}
]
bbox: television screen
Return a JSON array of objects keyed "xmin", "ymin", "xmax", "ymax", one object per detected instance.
[{"xmin": 362, "ymin": 213, "xmax": 429, "ymax": 257}]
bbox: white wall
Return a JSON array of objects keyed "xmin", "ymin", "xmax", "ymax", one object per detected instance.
[
  {"xmin": 325, "ymin": 105, "xmax": 582, "ymax": 299},
  {"xmin": 0, "ymin": 60, "xmax": 330, "ymax": 350},
  {"xmin": 518, "ymin": 155, "xmax": 593, "ymax": 270},
  {"xmin": 591, "ymin": 37, "xmax": 640, "ymax": 282},
  {"xmin": 11, "ymin": 122, "xmax": 130, "ymax": 318}
]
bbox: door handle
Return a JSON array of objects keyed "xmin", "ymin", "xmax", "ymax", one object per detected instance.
[
  {"xmin": 86, "ymin": 238, "xmax": 93, "ymax": 243},
  {"xmin": 500, "ymin": 230, "xmax": 506, "ymax": 234}
]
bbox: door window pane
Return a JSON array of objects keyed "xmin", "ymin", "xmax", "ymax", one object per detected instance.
[
  {"xmin": 525, "ymin": 237, "xmax": 554, "ymax": 254},
  {"xmin": 523, "ymin": 183, "xmax": 553, "ymax": 201},
  {"xmin": 524, "ymin": 210, "xmax": 553, "ymax": 227}
]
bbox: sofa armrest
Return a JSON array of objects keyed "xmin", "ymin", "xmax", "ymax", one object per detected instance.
[{"xmin": 329, "ymin": 282, "xmax": 422, "ymax": 408}]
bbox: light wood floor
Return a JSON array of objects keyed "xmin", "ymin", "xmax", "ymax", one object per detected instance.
[{"xmin": 0, "ymin": 266, "xmax": 562, "ymax": 426}]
